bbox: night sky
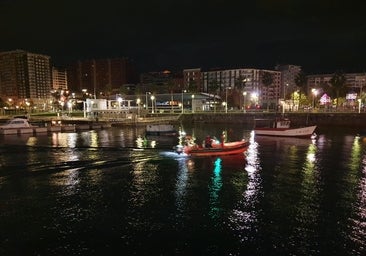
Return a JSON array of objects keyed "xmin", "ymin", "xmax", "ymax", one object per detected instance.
[{"xmin": 1, "ymin": 0, "xmax": 366, "ymax": 74}]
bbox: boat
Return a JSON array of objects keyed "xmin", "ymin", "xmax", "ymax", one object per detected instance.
[
  {"xmin": 0, "ymin": 117, "xmax": 34, "ymax": 129},
  {"xmin": 145, "ymin": 124, "xmax": 178, "ymax": 136},
  {"xmin": 255, "ymin": 135, "xmax": 315, "ymax": 147},
  {"xmin": 177, "ymin": 139, "xmax": 250, "ymax": 157},
  {"xmin": 253, "ymin": 118, "xmax": 317, "ymax": 138}
]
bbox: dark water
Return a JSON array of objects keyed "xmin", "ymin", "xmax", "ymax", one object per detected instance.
[{"xmin": 0, "ymin": 124, "xmax": 365, "ymax": 255}]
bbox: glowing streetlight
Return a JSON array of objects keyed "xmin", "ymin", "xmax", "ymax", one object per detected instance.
[
  {"xmin": 181, "ymin": 90, "xmax": 186, "ymax": 113},
  {"xmin": 150, "ymin": 95, "xmax": 155, "ymax": 113},
  {"xmin": 191, "ymin": 94, "xmax": 195, "ymax": 113},
  {"xmin": 136, "ymin": 98, "xmax": 141, "ymax": 117},
  {"xmin": 358, "ymin": 98, "xmax": 362, "ymax": 113},
  {"xmin": 243, "ymin": 91, "xmax": 247, "ymax": 113},
  {"xmin": 67, "ymin": 101, "xmax": 72, "ymax": 114},
  {"xmin": 117, "ymin": 97, "xmax": 123, "ymax": 109},
  {"xmin": 312, "ymin": 89, "xmax": 318, "ymax": 108}
]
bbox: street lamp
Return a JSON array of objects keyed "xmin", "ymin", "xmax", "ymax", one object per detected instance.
[
  {"xmin": 117, "ymin": 97, "xmax": 123, "ymax": 109},
  {"xmin": 136, "ymin": 98, "xmax": 141, "ymax": 117},
  {"xmin": 145, "ymin": 92, "xmax": 151, "ymax": 110},
  {"xmin": 284, "ymin": 83, "xmax": 288, "ymax": 100},
  {"xmin": 150, "ymin": 95, "xmax": 155, "ymax": 113},
  {"xmin": 181, "ymin": 90, "xmax": 186, "ymax": 113},
  {"xmin": 312, "ymin": 89, "xmax": 318, "ymax": 108},
  {"xmin": 358, "ymin": 99, "xmax": 362, "ymax": 113},
  {"xmin": 191, "ymin": 94, "xmax": 195, "ymax": 113},
  {"xmin": 225, "ymin": 87, "xmax": 231, "ymax": 113},
  {"xmin": 243, "ymin": 91, "xmax": 247, "ymax": 113}
]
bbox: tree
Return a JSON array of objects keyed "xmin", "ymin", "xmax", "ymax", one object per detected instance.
[
  {"xmin": 187, "ymin": 79, "xmax": 198, "ymax": 93},
  {"xmin": 262, "ymin": 72, "xmax": 273, "ymax": 110},
  {"xmin": 294, "ymin": 71, "xmax": 308, "ymax": 107},
  {"xmin": 329, "ymin": 71, "xmax": 347, "ymax": 108}
]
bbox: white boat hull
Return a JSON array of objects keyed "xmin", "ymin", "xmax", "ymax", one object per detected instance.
[{"xmin": 254, "ymin": 125, "xmax": 317, "ymax": 138}]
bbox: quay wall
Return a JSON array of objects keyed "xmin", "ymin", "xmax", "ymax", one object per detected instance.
[{"xmin": 180, "ymin": 112, "xmax": 366, "ymax": 129}]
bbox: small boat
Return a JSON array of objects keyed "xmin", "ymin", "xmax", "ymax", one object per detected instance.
[
  {"xmin": 0, "ymin": 117, "xmax": 34, "ymax": 129},
  {"xmin": 254, "ymin": 118, "xmax": 316, "ymax": 138},
  {"xmin": 178, "ymin": 139, "xmax": 250, "ymax": 157},
  {"xmin": 145, "ymin": 124, "xmax": 177, "ymax": 136}
]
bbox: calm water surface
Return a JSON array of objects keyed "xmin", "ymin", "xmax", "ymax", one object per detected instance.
[{"xmin": 0, "ymin": 124, "xmax": 365, "ymax": 255}]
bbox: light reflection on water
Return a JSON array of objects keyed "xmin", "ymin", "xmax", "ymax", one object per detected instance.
[{"xmin": 0, "ymin": 126, "xmax": 366, "ymax": 255}]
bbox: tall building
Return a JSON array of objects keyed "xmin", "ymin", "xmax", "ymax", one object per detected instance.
[
  {"xmin": 140, "ymin": 70, "xmax": 183, "ymax": 93},
  {"xmin": 275, "ymin": 64, "xmax": 302, "ymax": 99},
  {"xmin": 67, "ymin": 58, "xmax": 139, "ymax": 97},
  {"xmin": 0, "ymin": 49, "xmax": 52, "ymax": 104},
  {"xmin": 52, "ymin": 67, "xmax": 68, "ymax": 90},
  {"xmin": 307, "ymin": 72, "xmax": 366, "ymax": 96},
  {"xmin": 200, "ymin": 68, "xmax": 281, "ymax": 107},
  {"xmin": 183, "ymin": 68, "xmax": 202, "ymax": 92}
]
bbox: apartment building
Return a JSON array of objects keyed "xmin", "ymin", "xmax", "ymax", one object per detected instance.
[
  {"xmin": 183, "ymin": 68, "xmax": 202, "ymax": 92},
  {"xmin": 307, "ymin": 72, "xmax": 366, "ymax": 96},
  {"xmin": 200, "ymin": 68, "xmax": 281, "ymax": 108},
  {"xmin": 52, "ymin": 67, "xmax": 68, "ymax": 91},
  {"xmin": 0, "ymin": 49, "xmax": 52, "ymax": 105},
  {"xmin": 275, "ymin": 64, "xmax": 302, "ymax": 98},
  {"xmin": 67, "ymin": 58, "xmax": 139, "ymax": 97}
]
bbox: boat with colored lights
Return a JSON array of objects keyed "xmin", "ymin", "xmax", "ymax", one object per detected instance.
[{"xmin": 177, "ymin": 139, "xmax": 249, "ymax": 157}]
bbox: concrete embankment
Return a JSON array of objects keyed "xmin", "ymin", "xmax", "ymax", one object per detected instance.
[
  {"xmin": 179, "ymin": 112, "xmax": 366, "ymax": 129},
  {"xmin": 3, "ymin": 112, "xmax": 366, "ymax": 131}
]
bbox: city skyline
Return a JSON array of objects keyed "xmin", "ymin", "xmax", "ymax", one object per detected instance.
[{"xmin": 1, "ymin": 1, "xmax": 366, "ymax": 74}]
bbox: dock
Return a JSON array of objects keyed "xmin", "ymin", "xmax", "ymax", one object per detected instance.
[{"xmin": 0, "ymin": 123, "xmax": 111, "ymax": 136}]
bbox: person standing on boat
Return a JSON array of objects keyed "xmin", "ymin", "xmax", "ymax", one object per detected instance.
[
  {"xmin": 205, "ymin": 135, "xmax": 212, "ymax": 148},
  {"xmin": 221, "ymin": 131, "xmax": 227, "ymax": 148}
]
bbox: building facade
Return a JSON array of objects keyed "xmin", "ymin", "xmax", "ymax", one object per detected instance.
[
  {"xmin": 67, "ymin": 58, "xmax": 139, "ymax": 97},
  {"xmin": 0, "ymin": 49, "xmax": 52, "ymax": 106},
  {"xmin": 307, "ymin": 72, "xmax": 366, "ymax": 96},
  {"xmin": 275, "ymin": 64, "xmax": 302, "ymax": 99},
  {"xmin": 52, "ymin": 67, "xmax": 68, "ymax": 90},
  {"xmin": 183, "ymin": 68, "xmax": 202, "ymax": 92},
  {"xmin": 200, "ymin": 68, "xmax": 281, "ymax": 108}
]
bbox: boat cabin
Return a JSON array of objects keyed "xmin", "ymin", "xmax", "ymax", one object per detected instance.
[
  {"xmin": 274, "ymin": 118, "xmax": 291, "ymax": 128},
  {"xmin": 254, "ymin": 118, "xmax": 291, "ymax": 129}
]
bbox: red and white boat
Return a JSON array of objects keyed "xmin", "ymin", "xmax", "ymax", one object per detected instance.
[
  {"xmin": 178, "ymin": 139, "xmax": 250, "ymax": 157},
  {"xmin": 254, "ymin": 118, "xmax": 316, "ymax": 138}
]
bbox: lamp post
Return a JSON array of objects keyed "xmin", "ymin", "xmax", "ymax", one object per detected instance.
[
  {"xmin": 225, "ymin": 87, "xmax": 231, "ymax": 113},
  {"xmin": 145, "ymin": 92, "xmax": 151, "ymax": 110},
  {"xmin": 117, "ymin": 97, "xmax": 122, "ymax": 109},
  {"xmin": 358, "ymin": 99, "xmax": 362, "ymax": 113},
  {"xmin": 311, "ymin": 89, "xmax": 318, "ymax": 108},
  {"xmin": 191, "ymin": 94, "xmax": 195, "ymax": 113},
  {"xmin": 243, "ymin": 91, "xmax": 247, "ymax": 113},
  {"xmin": 150, "ymin": 95, "xmax": 155, "ymax": 113},
  {"xmin": 136, "ymin": 98, "xmax": 141, "ymax": 117},
  {"xmin": 284, "ymin": 83, "xmax": 289, "ymax": 99},
  {"xmin": 181, "ymin": 90, "xmax": 186, "ymax": 113}
]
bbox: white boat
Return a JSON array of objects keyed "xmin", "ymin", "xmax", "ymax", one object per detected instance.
[
  {"xmin": 145, "ymin": 124, "xmax": 177, "ymax": 136},
  {"xmin": 254, "ymin": 118, "xmax": 317, "ymax": 138},
  {"xmin": 0, "ymin": 117, "xmax": 34, "ymax": 129}
]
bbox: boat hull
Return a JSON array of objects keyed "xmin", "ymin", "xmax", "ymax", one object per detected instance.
[
  {"xmin": 254, "ymin": 125, "xmax": 317, "ymax": 138},
  {"xmin": 183, "ymin": 140, "xmax": 249, "ymax": 157},
  {"xmin": 145, "ymin": 124, "xmax": 177, "ymax": 136}
]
